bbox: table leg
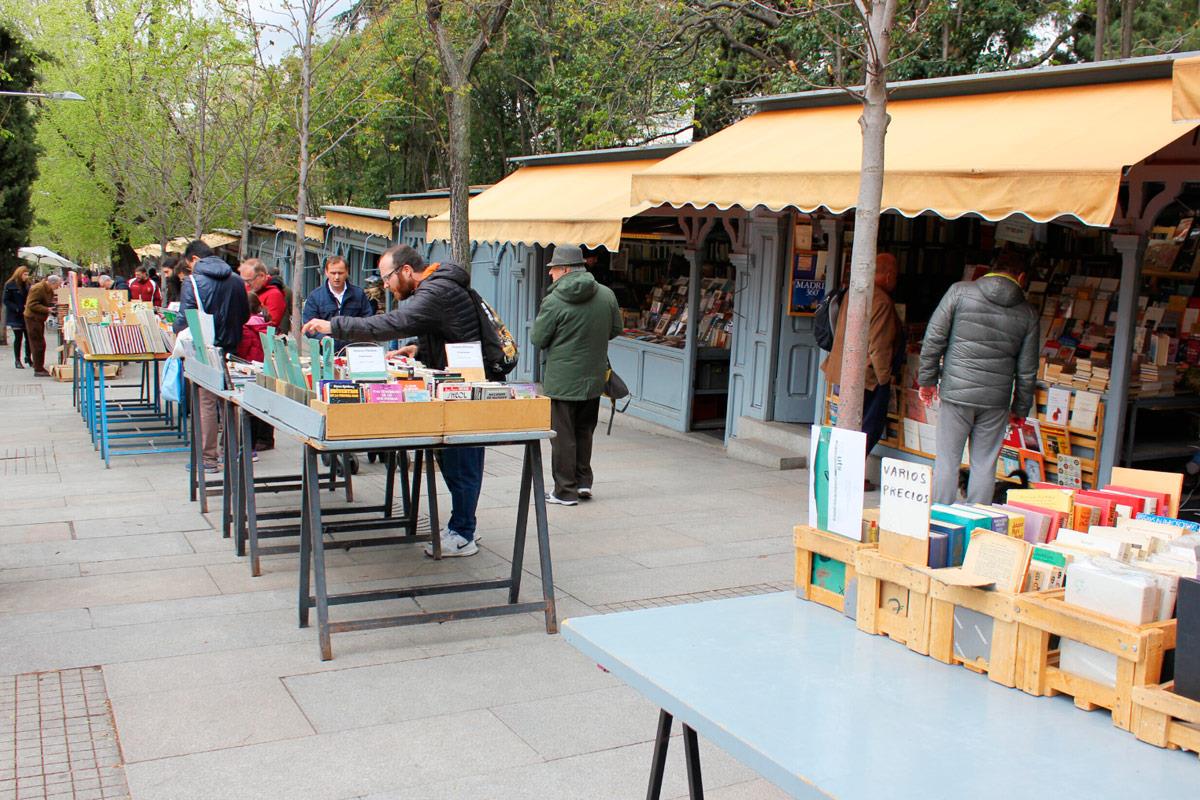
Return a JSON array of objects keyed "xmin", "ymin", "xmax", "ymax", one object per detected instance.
[
  {"xmin": 193, "ymin": 383, "xmax": 209, "ymax": 513},
  {"xmin": 187, "ymin": 382, "xmax": 197, "ymax": 503},
  {"xmin": 425, "ymin": 449, "xmax": 441, "ymax": 558},
  {"xmin": 98, "ymin": 360, "xmax": 110, "ymax": 468},
  {"xmin": 304, "ymin": 445, "xmax": 333, "ymax": 661},
  {"xmin": 529, "ymin": 441, "xmax": 557, "ymax": 633},
  {"xmin": 508, "ymin": 447, "xmax": 534, "ymax": 604},
  {"xmin": 298, "ymin": 449, "xmax": 313, "ymax": 628},
  {"xmin": 383, "ymin": 451, "xmax": 397, "ymax": 519},
  {"xmin": 221, "ymin": 401, "xmax": 234, "ymax": 540},
  {"xmin": 399, "ymin": 450, "xmax": 412, "ymax": 519},
  {"xmin": 241, "ymin": 410, "xmax": 262, "ymax": 576},
  {"xmin": 343, "ymin": 454, "xmax": 354, "ymax": 502},
  {"xmin": 682, "ymin": 723, "xmax": 704, "ymax": 800},
  {"xmin": 410, "ymin": 449, "xmax": 423, "ymax": 529},
  {"xmin": 234, "ymin": 408, "xmax": 247, "ymax": 559},
  {"xmin": 647, "ymin": 709, "xmax": 673, "ymax": 800}
]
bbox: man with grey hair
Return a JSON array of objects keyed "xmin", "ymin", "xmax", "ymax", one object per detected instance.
[
  {"xmin": 531, "ymin": 245, "xmax": 622, "ymax": 506},
  {"xmin": 24, "ymin": 274, "xmax": 62, "ymax": 376}
]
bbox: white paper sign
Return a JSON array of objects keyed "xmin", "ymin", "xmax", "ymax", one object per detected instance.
[
  {"xmin": 880, "ymin": 457, "xmax": 932, "ymax": 540},
  {"xmin": 445, "ymin": 341, "xmax": 484, "ymax": 369},
  {"xmin": 995, "ymin": 216, "xmax": 1035, "ymax": 245},
  {"xmin": 346, "ymin": 346, "xmax": 388, "ymax": 379},
  {"xmin": 808, "ymin": 425, "xmax": 866, "ymax": 540}
]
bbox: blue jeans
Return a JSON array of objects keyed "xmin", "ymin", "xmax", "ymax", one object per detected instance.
[
  {"xmin": 437, "ymin": 447, "xmax": 484, "ymax": 541},
  {"xmin": 862, "ymin": 382, "xmax": 892, "ymax": 455}
]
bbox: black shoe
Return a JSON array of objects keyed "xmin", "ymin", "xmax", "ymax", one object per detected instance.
[{"xmin": 14, "ymin": 361, "xmax": 23, "ymax": 370}]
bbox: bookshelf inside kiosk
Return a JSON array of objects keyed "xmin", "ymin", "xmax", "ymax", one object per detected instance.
[{"xmin": 589, "ymin": 217, "xmax": 735, "ymax": 433}]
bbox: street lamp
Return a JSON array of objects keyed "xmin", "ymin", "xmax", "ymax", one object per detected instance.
[{"xmin": 0, "ymin": 90, "xmax": 85, "ymax": 101}]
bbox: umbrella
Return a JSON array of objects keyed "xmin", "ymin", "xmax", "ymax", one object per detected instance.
[{"xmin": 17, "ymin": 246, "xmax": 77, "ymax": 272}]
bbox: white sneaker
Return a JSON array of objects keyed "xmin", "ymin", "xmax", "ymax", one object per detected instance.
[
  {"xmin": 545, "ymin": 492, "xmax": 578, "ymax": 506},
  {"xmin": 578, "ymin": 487, "xmax": 592, "ymax": 499},
  {"xmin": 424, "ymin": 531, "xmax": 478, "ymax": 558}
]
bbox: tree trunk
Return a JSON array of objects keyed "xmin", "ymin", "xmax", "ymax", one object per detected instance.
[
  {"xmin": 447, "ymin": 84, "xmax": 472, "ymax": 267},
  {"xmin": 1120, "ymin": 0, "xmax": 1135, "ymax": 58},
  {"xmin": 1095, "ymin": 0, "xmax": 1108, "ymax": 61},
  {"xmin": 837, "ymin": 0, "xmax": 898, "ymax": 434},
  {"xmin": 291, "ymin": 10, "xmax": 314, "ymax": 341}
]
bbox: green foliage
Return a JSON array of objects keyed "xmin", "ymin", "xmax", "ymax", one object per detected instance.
[{"xmin": 0, "ymin": 22, "xmax": 41, "ymax": 278}]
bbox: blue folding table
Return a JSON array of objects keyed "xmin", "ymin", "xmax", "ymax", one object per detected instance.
[
  {"xmin": 76, "ymin": 352, "xmax": 188, "ymax": 467},
  {"xmin": 563, "ymin": 592, "xmax": 1197, "ymax": 799}
]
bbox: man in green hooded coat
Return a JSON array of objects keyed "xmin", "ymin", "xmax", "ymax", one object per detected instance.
[{"xmin": 531, "ymin": 245, "xmax": 623, "ymax": 506}]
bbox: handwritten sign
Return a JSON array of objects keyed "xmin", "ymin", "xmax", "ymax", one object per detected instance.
[{"xmin": 880, "ymin": 457, "xmax": 932, "ymax": 540}]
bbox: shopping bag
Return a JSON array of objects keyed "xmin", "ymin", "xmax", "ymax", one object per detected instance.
[{"xmin": 161, "ymin": 356, "xmax": 183, "ymax": 404}]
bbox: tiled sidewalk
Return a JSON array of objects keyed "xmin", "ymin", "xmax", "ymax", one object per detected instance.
[
  {"xmin": 1, "ymin": 667, "xmax": 128, "ymax": 800},
  {"xmin": 0, "ymin": 355, "xmax": 808, "ymax": 799}
]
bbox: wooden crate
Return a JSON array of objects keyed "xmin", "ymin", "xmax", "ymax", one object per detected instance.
[
  {"xmin": 793, "ymin": 525, "xmax": 875, "ymax": 615},
  {"xmin": 853, "ymin": 549, "xmax": 932, "ymax": 655},
  {"xmin": 1131, "ymin": 682, "xmax": 1200, "ymax": 758},
  {"xmin": 928, "ymin": 581, "xmax": 1022, "ymax": 688},
  {"xmin": 1016, "ymin": 589, "xmax": 1175, "ymax": 731}
]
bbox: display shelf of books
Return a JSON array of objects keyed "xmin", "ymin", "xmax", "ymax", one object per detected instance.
[{"xmin": 247, "ymin": 337, "xmax": 550, "ymax": 441}]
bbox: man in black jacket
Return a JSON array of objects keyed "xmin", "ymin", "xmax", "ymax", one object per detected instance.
[
  {"xmin": 173, "ymin": 240, "xmax": 250, "ymax": 471},
  {"xmin": 304, "ymin": 244, "xmax": 485, "ymax": 558}
]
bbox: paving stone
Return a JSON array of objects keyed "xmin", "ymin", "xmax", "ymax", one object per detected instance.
[
  {"xmin": 111, "ymin": 679, "xmax": 314, "ymax": 762},
  {"xmin": 284, "ymin": 637, "xmax": 614, "ymax": 733},
  {"xmin": 123, "ymin": 709, "xmax": 541, "ymax": 800}
]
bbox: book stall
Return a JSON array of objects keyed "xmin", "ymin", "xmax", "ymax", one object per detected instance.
[
  {"xmin": 59, "ymin": 274, "xmax": 186, "ymax": 467},
  {"xmin": 595, "ymin": 221, "xmax": 737, "ymax": 432},
  {"xmin": 823, "ymin": 212, "xmax": 1200, "ymax": 489},
  {"xmin": 183, "ymin": 318, "xmax": 559, "ymax": 660},
  {"xmin": 798, "ymin": 425, "xmax": 1200, "ymax": 757}
]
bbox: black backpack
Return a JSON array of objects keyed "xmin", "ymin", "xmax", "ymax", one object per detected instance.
[
  {"xmin": 813, "ymin": 287, "xmax": 846, "ymax": 352},
  {"xmin": 467, "ymin": 287, "xmax": 519, "ymax": 380}
]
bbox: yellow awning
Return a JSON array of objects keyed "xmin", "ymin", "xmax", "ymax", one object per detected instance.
[
  {"xmin": 1173, "ymin": 55, "xmax": 1200, "ymax": 121},
  {"xmin": 274, "ymin": 215, "xmax": 325, "ymax": 244},
  {"xmin": 389, "ymin": 198, "xmax": 451, "ymax": 219},
  {"xmin": 201, "ymin": 232, "xmax": 239, "ymax": 250},
  {"xmin": 633, "ymin": 77, "xmax": 1198, "ymax": 227},
  {"xmin": 324, "ymin": 208, "xmax": 392, "ymax": 238},
  {"xmin": 426, "ymin": 161, "xmax": 663, "ymax": 250}
]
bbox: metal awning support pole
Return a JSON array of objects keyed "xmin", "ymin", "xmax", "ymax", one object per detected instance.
[{"xmin": 1100, "ymin": 233, "xmax": 1145, "ymax": 485}]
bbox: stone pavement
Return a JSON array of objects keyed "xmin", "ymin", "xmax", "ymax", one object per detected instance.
[{"xmin": 0, "ymin": 353, "xmax": 821, "ymax": 800}]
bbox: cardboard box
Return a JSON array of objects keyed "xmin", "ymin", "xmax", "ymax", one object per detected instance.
[
  {"xmin": 311, "ymin": 399, "xmax": 445, "ymax": 440},
  {"xmin": 442, "ymin": 397, "xmax": 550, "ymax": 434},
  {"xmin": 50, "ymin": 362, "xmax": 119, "ymax": 382}
]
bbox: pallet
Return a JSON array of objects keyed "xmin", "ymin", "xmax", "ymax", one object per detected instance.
[
  {"xmin": 1015, "ymin": 589, "xmax": 1175, "ymax": 731},
  {"xmin": 928, "ymin": 581, "xmax": 1021, "ymax": 688},
  {"xmin": 1131, "ymin": 682, "xmax": 1200, "ymax": 758},
  {"xmin": 793, "ymin": 525, "xmax": 875, "ymax": 615},
  {"xmin": 853, "ymin": 549, "xmax": 932, "ymax": 655}
]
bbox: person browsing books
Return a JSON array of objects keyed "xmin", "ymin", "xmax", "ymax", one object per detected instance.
[
  {"xmin": 22, "ymin": 273, "xmax": 60, "ymax": 376},
  {"xmin": 530, "ymin": 245, "xmax": 621, "ymax": 506},
  {"xmin": 918, "ymin": 250, "xmax": 1039, "ymax": 505},
  {"xmin": 172, "ymin": 240, "xmax": 250, "ymax": 472},
  {"xmin": 302, "ymin": 244, "xmax": 486, "ymax": 558},
  {"xmin": 301, "ymin": 255, "xmax": 373, "ymax": 353}
]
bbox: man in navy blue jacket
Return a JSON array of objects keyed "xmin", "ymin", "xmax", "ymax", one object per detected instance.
[{"xmin": 302, "ymin": 255, "xmax": 373, "ymax": 353}]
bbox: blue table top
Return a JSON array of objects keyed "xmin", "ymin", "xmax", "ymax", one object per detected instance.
[{"xmin": 562, "ymin": 592, "xmax": 1196, "ymax": 799}]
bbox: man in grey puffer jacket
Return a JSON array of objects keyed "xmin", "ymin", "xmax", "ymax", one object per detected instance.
[{"xmin": 918, "ymin": 252, "xmax": 1039, "ymax": 504}]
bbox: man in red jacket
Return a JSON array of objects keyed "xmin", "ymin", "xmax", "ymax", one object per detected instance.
[
  {"xmin": 128, "ymin": 266, "xmax": 162, "ymax": 305},
  {"xmin": 239, "ymin": 259, "xmax": 286, "ymax": 328}
]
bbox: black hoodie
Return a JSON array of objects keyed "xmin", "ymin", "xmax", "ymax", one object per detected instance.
[
  {"xmin": 172, "ymin": 256, "xmax": 251, "ymax": 351},
  {"xmin": 330, "ymin": 262, "xmax": 481, "ymax": 369}
]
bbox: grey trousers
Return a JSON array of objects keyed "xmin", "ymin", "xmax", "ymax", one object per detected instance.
[{"xmin": 932, "ymin": 400, "xmax": 1010, "ymax": 505}]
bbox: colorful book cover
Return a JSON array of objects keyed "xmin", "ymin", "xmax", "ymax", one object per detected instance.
[
  {"xmin": 1136, "ymin": 513, "xmax": 1200, "ymax": 532},
  {"xmin": 931, "ymin": 505, "xmax": 990, "ymax": 566},
  {"xmin": 1008, "ymin": 501, "xmax": 1064, "ymax": 542},
  {"xmin": 962, "ymin": 504, "xmax": 1009, "ymax": 535},
  {"xmin": 364, "ymin": 383, "xmax": 406, "ymax": 403},
  {"xmin": 1106, "ymin": 485, "xmax": 1169, "ymax": 516},
  {"xmin": 1075, "ymin": 491, "xmax": 1117, "ymax": 526},
  {"xmin": 1006, "ymin": 489, "xmax": 1074, "ymax": 515},
  {"xmin": 998, "ymin": 503, "xmax": 1049, "ymax": 544},
  {"xmin": 1070, "ymin": 502, "xmax": 1102, "ymax": 532}
]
